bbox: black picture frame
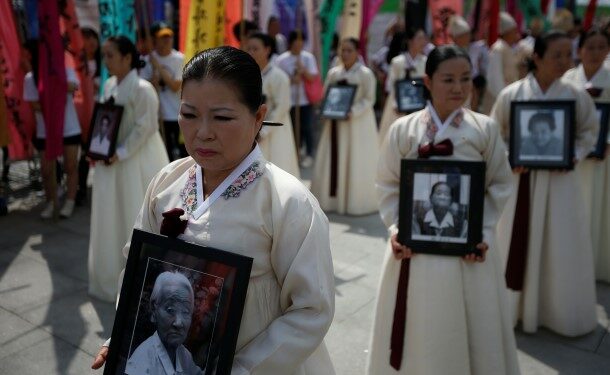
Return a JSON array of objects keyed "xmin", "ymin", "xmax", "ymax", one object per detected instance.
[
  {"xmin": 398, "ymin": 160, "xmax": 485, "ymax": 256},
  {"xmin": 86, "ymin": 102, "xmax": 123, "ymax": 161},
  {"xmin": 395, "ymin": 78, "xmax": 426, "ymax": 114},
  {"xmin": 320, "ymin": 83, "xmax": 357, "ymax": 120},
  {"xmin": 509, "ymin": 100, "xmax": 575, "ymax": 169},
  {"xmin": 104, "ymin": 229, "xmax": 253, "ymax": 375},
  {"xmin": 588, "ymin": 102, "xmax": 610, "ymax": 160}
]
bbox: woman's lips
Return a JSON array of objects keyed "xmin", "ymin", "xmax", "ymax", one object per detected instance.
[{"xmin": 196, "ymin": 148, "xmax": 218, "ymax": 157}]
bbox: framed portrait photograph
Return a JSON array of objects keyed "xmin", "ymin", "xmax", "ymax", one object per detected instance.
[
  {"xmin": 588, "ymin": 102, "xmax": 610, "ymax": 160},
  {"xmin": 320, "ymin": 83, "xmax": 357, "ymax": 120},
  {"xmin": 398, "ymin": 160, "xmax": 485, "ymax": 256},
  {"xmin": 394, "ymin": 78, "xmax": 426, "ymax": 114},
  {"xmin": 509, "ymin": 100, "xmax": 575, "ymax": 169},
  {"xmin": 104, "ymin": 229, "xmax": 253, "ymax": 375},
  {"xmin": 86, "ymin": 102, "xmax": 123, "ymax": 161}
]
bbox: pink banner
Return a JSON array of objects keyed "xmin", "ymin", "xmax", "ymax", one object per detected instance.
[
  {"xmin": 61, "ymin": 0, "xmax": 94, "ymax": 143},
  {"xmin": 429, "ymin": 0, "xmax": 463, "ymax": 45},
  {"xmin": 0, "ymin": 1, "xmax": 35, "ymax": 160},
  {"xmin": 360, "ymin": 0, "xmax": 384, "ymax": 62},
  {"xmin": 38, "ymin": 0, "xmax": 67, "ymax": 160}
]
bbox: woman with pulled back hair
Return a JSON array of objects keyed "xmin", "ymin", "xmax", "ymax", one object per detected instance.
[
  {"xmin": 368, "ymin": 45, "xmax": 519, "ymax": 374},
  {"xmin": 88, "ymin": 35, "xmax": 169, "ymax": 302},
  {"xmin": 92, "ymin": 46, "xmax": 335, "ymax": 374},
  {"xmin": 491, "ymin": 30, "xmax": 599, "ymax": 337}
]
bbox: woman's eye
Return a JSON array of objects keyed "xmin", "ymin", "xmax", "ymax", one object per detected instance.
[
  {"xmin": 215, "ymin": 116, "xmax": 233, "ymax": 121},
  {"xmin": 181, "ymin": 112, "xmax": 196, "ymax": 119}
]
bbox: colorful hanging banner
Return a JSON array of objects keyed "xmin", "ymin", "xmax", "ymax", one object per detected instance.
[
  {"xmin": 360, "ymin": 0, "xmax": 384, "ymax": 60},
  {"xmin": 488, "ymin": 0, "xmax": 500, "ymax": 46},
  {"xmin": 517, "ymin": 0, "xmax": 543, "ymax": 30},
  {"xmin": 276, "ymin": 0, "xmax": 308, "ymax": 38},
  {"xmin": 583, "ymin": 0, "xmax": 598, "ymax": 30},
  {"xmin": 184, "ymin": 0, "xmax": 225, "ymax": 61},
  {"xmin": 0, "ymin": 0, "xmax": 35, "ymax": 160},
  {"xmin": 224, "ymin": 0, "xmax": 242, "ymax": 47},
  {"xmin": 38, "ymin": 0, "xmax": 67, "ymax": 160},
  {"xmin": 179, "ymin": 0, "xmax": 191, "ymax": 52},
  {"xmin": 61, "ymin": 0, "xmax": 94, "ymax": 143},
  {"xmin": 319, "ymin": 0, "xmax": 344, "ymax": 78},
  {"xmin": 340, "ymin": 0, "xmax": 362, "ymax": 40},
  {"xmin": 429, "ymin": 0, "xmax": 463, "ymax": 45}
]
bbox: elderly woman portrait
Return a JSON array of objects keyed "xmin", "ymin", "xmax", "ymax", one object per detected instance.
[
  {"xmin": 520, "ymin": 111, "xmax": 563, "ymax": 158},
  {"xmin": 89, "ymin": 115, "xmax": 112, "ymax": 155},
  {"xmin": 412, "ymin": 181, "xmax": 468, "ymax": 240},
  {"xmin": 125, "ymin": 271, "xmax": 203, "ymax": 375}
]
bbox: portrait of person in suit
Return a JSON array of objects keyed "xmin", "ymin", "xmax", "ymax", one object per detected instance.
[
  {"xmin": 412, "ymin": 181, "xmax": 468, "ymax": 241},
  {"xmin": 125, "ymin": 271, "xmax": 203, "ymax": 375},
  {"xmin": 520, "ymin": 111, "xmax": 563, "ymax": 159}
]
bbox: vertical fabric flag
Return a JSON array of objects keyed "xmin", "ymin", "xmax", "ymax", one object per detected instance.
[
  {"xmin": 429, "ymin": 0, "xmax": 463, "ymax": 45},
  {"xmin": 583, "ymin": 0, "xmax": 598, "ymax": 30},
  {"xmin": 360, "ymin": 0, "xmax": 384, "ymax": 61},
  {"xmin": 488, "ymin": 0, "xmax": 500, "ymax": 46},
  {"xmin": 506, "ymin": 0, "xmax": 523, "ymax": 31},
  {"xmin": 184, "ymin": 0, "xmax": 226, "ymax": 62},
  {"xmin": 179, "ymin": 0, "xmax": 191, "ymax": 52},
  {"xmin": 61, "ymin": 0, "xmax": 94, "ymax": 143},
  {"xmin": 340, "ymin": 0, "xmax": 362, "ymax": 39},
  {"xmin": 38, "ymin": 0, "xmax": 67, "ymax": 159},
  {"xmin": 98, "ymin": 0, "xmax": 135, "ymax": 94},
  {"xmin": 224, "ymin": 0, "xmax": 242, "ymax": 47},
  {"xmin": 304, "ymin": 0, "xmax": 321, "ymax": 61},
  {"xmin": 405, "ymin": 0, "xmax": 428, "ymax": 35},
  {"xmin": 0, "ymin": 0, "xmax": 35, "ymax": 160},
  {"xmin": 319, "ymin": 0, "xmax": 344, "ymax": 78},
  {"xmin": 277, "ymin": 0, "xmax": 308, "ymax": 39},
  {"xmin": 518, "ymin": 0, "xmax": 543, "ymax": 30}
]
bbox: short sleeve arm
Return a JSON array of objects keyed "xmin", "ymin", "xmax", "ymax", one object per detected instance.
[
  {"xmin": 115, "ymin": 82, "xmax": 160, "ymax": 160},
  {"xmin": 306, "ymin": 54, "xmax": 319, "ymax": 76},
  {"xmin": 231, "ymin": 196, "xmax": 334, "ymax": 374}
]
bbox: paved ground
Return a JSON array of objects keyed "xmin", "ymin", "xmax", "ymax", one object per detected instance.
[{"xmin": 1, "ymin": 161, "xmax": 610, "ymax": 374}]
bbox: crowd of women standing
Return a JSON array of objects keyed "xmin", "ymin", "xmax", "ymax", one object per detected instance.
[{"xmin": 3, "ymin": 9, "xmax": 610, "ymax": 375}]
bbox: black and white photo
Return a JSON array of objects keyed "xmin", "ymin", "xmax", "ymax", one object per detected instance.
[
  {"xmin": 87, "ymin": 102, "xmax": 123, "ymax": 160},
  {"xmin": 104, "ymin": 230, "xmax": 252, "ymax": 375},
  {"xmin": 320, "ymin": 84, "xmax": 357, "ymax": 120},
  {"xmin": 395, "ymin": 78, "xmax": 425, "ymax": 114},
  {"xmin": 509, "ymin": 100, "xmax": 575, "ymax": 169},
  {"xmin": 398, "ymin": 160, "xmax": 485, "ymax": 256}
]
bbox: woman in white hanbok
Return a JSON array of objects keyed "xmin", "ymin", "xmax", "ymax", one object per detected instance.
[
  {"xmin": 246, "ymin": 33, "xmax": 300, "ymax": 178},
  {"xmin": 311, "ymin": 38, "xmax": 379, "ymax": 215},
  {"xmin": 491, "ymin": 31, "xmax": 599, "ymax": 337},
  {"xmin": 564, "ymin": 28, "xmax": 610, "ymax": 282},
  {"xmin": 88, "ymin": 36, "xmax": 169, "ymax": 302},
  {"xmin": 367, "ymin": 46, "xmax": 520, "ymax": 375},
  {"xmin": 378, "ymin": 28, "xmax": 428, "ymax": 145},
  {"xmin": 92, "ymin": 47, "xmax": 335, "ymax": 375}
]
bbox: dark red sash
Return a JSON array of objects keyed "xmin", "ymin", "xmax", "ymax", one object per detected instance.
[
  {"xmin": 390, "ymin": 258, "xmax": 410, "ymax": 370},
  {"xmin": 505, "ymin": 172, "xmax": 530, "ymax": 290},
  {"xmin": 330, "ymin": 120, "xmax": 338, "ymax": 197}
]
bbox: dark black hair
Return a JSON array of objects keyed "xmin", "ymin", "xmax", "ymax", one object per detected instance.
[
  {"xmin": 386, "ymin": 31, "xmax": 407, "ymax": 65},
  {"xmin": 232, "ymin": 19, "xmax": 259, "ymax": 41},
  {"xmin": 248, "ymin": 32, "xmax": 277, "ymax": 59},
  {"xmin": 288, "ymin": 30, "xmax": 307, "ymax": 47},
  {"xmin": 429, "ymin": 181, "xmax": 453, "ymax": 201},
  {"xmin": 528, "ymin": 30, "xmax": 570, "ymax": 71},
  {"xmin": 425, "ymin": 45, "xmax": 472, "ymax": 77},
  {"xmin": 182, "ymin": 46, "xmax": 263, "ymax": 114},
  {"xmin": 81, "ymin": 27, "xmax": 101, "ymax": 77},
  {"xmin": 578, "ymin": 26, "xmax": 610, "ymax": 49},
  {"xmin": 106, "ymin": 36, "xmax": 145, "ymax": 70},
  {"xmin": 341, "ymin": 37, "xmax": 360, "ymax": 50},
  {"xmin": 404, "ymin": 27, "xmax": 425, "ymax": 49},
  {"xmin": 528, "ymin": 112, "xmax": 555, "ymax": 132}
]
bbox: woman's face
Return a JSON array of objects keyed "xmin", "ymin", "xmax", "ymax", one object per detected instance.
[
  {"xmin": 424, "ymin": 57, "xmax": 472, "ymax": 114},
  {"xmin": 82, "ymin": 32, "xmax": 99, "ymax": 58},
  {"xmin": 530, "ymin": 121, "xmax": 553, "ymax": 148},
  {"xmin": 101, "ymin": 41, "xmax": 131, "ymax": 77},
  {"xmin": 431, "ymin": 184, "xmax": 452, "ymax": 209},
  {"xmin": 246, "ymin": 38, "xmax": 269, "ymax": 68},
  {"xmin": 179, "ymin": 79, "xmax": 266, "ymax": 173},
  {"xmin": 408, "ymin": 30, "xmax": 427, "ymax": 55},
  {"xmin": 534, "ymin": 37, "xmax": 573, "ymax": 79},
  {"xmin": 339, "ymin": 40, "xmax": 358, "ymax": 67},
  {"xmin": 579, "ymin": 34, "xmax": 609, "ymax": 72}
]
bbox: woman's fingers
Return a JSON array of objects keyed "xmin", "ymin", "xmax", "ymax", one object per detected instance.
[{"xmin": 91, "ymin": 346, "xmax": 108, "ymax": 370}]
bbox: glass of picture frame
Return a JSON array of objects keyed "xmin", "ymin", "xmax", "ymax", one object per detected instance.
[
  {"xmin": 320, "ymin": 83, "xmax": 357, "ymax": 120},
  {"xmin": 104, "ymin": 229, "xmax": 253, "ymax": 375},
  {"xmin": 509, "ymin": 100, "xmax": 576, "ymax": 169},
  {"xmin": 394, "ymin": 78, "xmax": 426, "ymax": 114},
  {"xmin": 398, "ymin": 159, "xmax": 486, "ymax": 256},
  {"xmin": 86, "ymin": 102, "xmax": 123, "ymax": 161},
  {"xmin": 588, "ymin": 102, "xmax": 610, "ymax": 160}
]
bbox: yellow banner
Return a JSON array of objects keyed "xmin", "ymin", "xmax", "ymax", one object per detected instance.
[
  {"xmin": 340, "ymin": 0, "xmax": 362, "ymax": 40},
  {"xmin": 184, "ymin": 0, "xmax": 226, "ymax": 62}
]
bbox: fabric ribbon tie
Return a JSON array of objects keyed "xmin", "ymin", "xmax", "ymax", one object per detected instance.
[
  {"xmin": 390, "ymin": 258, "xmax": 411, "ymax": 370},
  {"xmin": 585, "ymin": 87, "xmax": 603, "ymax": 98},
  {"xmin": 417, "ymin": 139, "xmax": 454, "ymax": 159},
  {"xmin": 505, "ymin": 172, "xmax": 530, "ymax": 290},
  {"xmin": 160, "ymin": 208, "xmax": 188, "ymax": 238}
]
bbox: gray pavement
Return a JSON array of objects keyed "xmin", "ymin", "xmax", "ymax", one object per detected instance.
[{"xmin": 1, "ymin": 161, "xmax": 610, "ymax": 374}]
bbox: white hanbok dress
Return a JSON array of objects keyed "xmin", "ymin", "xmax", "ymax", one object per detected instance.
[
  {"xmin": 367, "ymin": 107, "xmax": 520, "ymax": 375},
  {"xmin": 88, "ymin": 69, "xmax": 169, "ymax": 302},
  {"xmin": 122, "ymin": 145, "xmax": 335, "ymax": 374},
  {"xmin": 490, "ymin": 73, "xmax": 599, "ymax": 336},
  {"xmin": 310, "ymin": 62, "xmax": 379, "ymax": 215},
  {"xmin": 378, "ymin": 52, "xmax": 427, "ymax": 145},
  {"xmin": 258, "ymin": 64, "xmax": 300, "ymax": 178},
  {"xmin": 564, "ymin": 64, "xmax": 610, "ymax": 283}
]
